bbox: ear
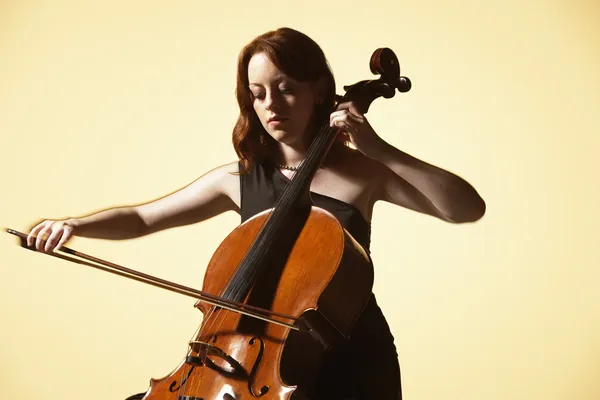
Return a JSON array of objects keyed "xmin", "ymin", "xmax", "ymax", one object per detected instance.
[{"xmin": 312, "ymin": 77, "xmax": 328, "ymax": 105}]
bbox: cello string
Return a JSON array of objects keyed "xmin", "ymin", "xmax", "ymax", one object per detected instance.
[{"xmin": 179, "ymin": 319, "xmax": 206, "ymax": 398}]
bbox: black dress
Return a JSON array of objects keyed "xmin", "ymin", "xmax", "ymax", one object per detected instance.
[{"xmin": 126, "ymin": 160, "xmax": 402, "ymax": 400}]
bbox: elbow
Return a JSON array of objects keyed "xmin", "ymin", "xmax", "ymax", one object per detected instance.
[
  {"xmin": 131, "ymin": 207, "xmax": 151, "ymax": 237},
  {"xmin": 443, "ymin": 196, "xmax": 486, "ymax": 224},
  {"xmin": 459, "ymin": 201, "xmax": 486, "ymax": 223},
  {"xmin": 476, "ymin": 196, "xmax": 487, "ymax": 220}
]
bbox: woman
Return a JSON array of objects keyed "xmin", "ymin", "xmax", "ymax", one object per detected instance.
[{"xmin": 26, "ymin": 27, "xmax": 485, "ymax": 399}]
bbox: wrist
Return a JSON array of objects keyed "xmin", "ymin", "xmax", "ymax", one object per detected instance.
[{"xmin": 65, "ymin": 218, "xmax": 81, "ymax": 229}]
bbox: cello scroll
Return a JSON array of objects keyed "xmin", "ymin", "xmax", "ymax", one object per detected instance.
[{"xmin": 335, "ymin": 47, "xmax": 411, "ymax": 113}]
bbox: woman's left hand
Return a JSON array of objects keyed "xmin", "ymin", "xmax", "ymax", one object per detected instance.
[{"xmin": 329, "ymin": 101, "xmax": 384, "ymax": 158}]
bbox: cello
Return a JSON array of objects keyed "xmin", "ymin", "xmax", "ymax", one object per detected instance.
[{"xmin": 6, "ymin": 47, "xmax": 411, "ymax": 400}]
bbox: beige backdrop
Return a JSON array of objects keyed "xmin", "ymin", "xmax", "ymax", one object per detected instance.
[{"xmin": 1, "ymin": 0, "xmax": 598, "ymax": 399}]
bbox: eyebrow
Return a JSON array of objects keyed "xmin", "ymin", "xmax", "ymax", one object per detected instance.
[{"xmin": 248, "ymin": 77, "xmax": 289, "ymax": 87}]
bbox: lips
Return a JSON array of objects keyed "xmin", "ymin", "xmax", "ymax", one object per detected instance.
[{"xmin": 267, "ymin": 115, "xmax": 288, "ymax": 123}]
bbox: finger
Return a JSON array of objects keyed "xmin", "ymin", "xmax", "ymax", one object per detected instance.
[
  {"xmin": 330, "ymin": 112, "xmax": 348, "ymax": 126},
  {"xmin": 330, "ymin": 109, "xmax": 353, "ymax": 120},
  {"xmin": 346, "ymin": 110, "xmax": 364, "ymax": 122},
  {"xmin": 54, "ymin": 232, "xmax": 71, "ymax": 252},
  {"xmin": 334, "ymin": 102, "xmax": 364, "ymax": 118},
  {"xmin": 27, "ymin": 222, "xmax": 46, "ymax": 247},
  {"xmin": 347, "ymin": 102, "xmax": 364, "ymax": 118},
  {"xmin": 329, "ymin": 110, "xmax": 342, "ymax": 125},
  {"xmin": 333, "ymin": 120, "xmax": 347, "ymax": 129},
  {"xmin": 331, "ymin": 113, "xmax": 358, "ymax": 130},
  {"xmin": 339, "ymin": 108, "xmax": 364, "ymax": 123},
  {"xmin": 45, "ymin": 228, "xmax": 63, "ymax": 252},
  {"xmin": 54, "ymin": 225, "xmax": 73, "ymax": 252},
  {"xmin": 333, "ymin": 119, "xmax": 356, "ymax": 133},
  {"xmin": 35, "ymin": 224, "xmax": 52, "ymax": 252},
  {"xmin": 330, "ymin": 110, "xmax": 363, "ymax": 126}
]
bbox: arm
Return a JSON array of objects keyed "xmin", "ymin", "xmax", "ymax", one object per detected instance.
[
  {"xmin": 134, "ymin": 161, "xmax": 240, "ymax": 235},
  {"xmin": 368, "ymin": 140, "xmax": 486, "ymax": 223},
  {"xmin": 27, "ymin": 161, "xmax": 240, "ymax": 251},
  {"xmin": 330, "ymin": 103, "xmax": 486, "ymax": 223}
]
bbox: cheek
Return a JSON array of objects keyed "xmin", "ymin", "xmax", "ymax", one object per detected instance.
[
  {"xmin": 252, "ymin": 102, "xmax": 266, "ymax": 122},
  {"xmin": 286, "ymin": 94, "xmax": 305, "ymax": 113},
  {"xmin": 294, "ymin": 99, "xmax": 316, "ymax": 125}
]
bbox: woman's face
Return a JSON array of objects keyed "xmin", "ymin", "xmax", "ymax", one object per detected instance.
[{"xmin": 247, "ymin": 52, "xmax": 322, "ymax": 149}]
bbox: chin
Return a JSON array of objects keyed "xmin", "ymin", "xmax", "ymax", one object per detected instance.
[{"xmin": 267, "ymin": 129, "xmax": 296, "ymax": 143}]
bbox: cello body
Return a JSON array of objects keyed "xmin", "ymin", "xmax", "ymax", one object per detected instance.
[{"xmin": 140, "ymin": 206, "xmax": 374, "ymax": 399}]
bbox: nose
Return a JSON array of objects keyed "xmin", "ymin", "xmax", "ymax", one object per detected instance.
[{"xmin": 264, "ymin": 90, "xmax": 282, "ymax": 111}]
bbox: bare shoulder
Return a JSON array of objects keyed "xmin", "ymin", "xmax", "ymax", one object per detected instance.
[
  {"xmin": 172, "ymin": 160, "xmax": 241, "ymax": 207},
  {"xmin": 317, "ymin": 144, "xmax": 387, "ymax": 221},
  {"xmin": 217, "ymin": 160, "xmax": 242, "ymax": 209}
]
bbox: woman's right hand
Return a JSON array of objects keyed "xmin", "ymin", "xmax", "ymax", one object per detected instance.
[{"xmin": 26, "ymin": 219, "xmax": 77, "ymax": 253}]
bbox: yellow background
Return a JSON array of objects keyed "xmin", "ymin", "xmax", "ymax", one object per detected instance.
[{"xmin": 1, "ymin": 1, "xmax": 598, "ymax": 399}]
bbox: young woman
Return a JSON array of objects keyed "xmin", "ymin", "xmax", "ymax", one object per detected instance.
[{"xmin": 26, "ymin": 27, "xmax": 485, "ymax": 399}]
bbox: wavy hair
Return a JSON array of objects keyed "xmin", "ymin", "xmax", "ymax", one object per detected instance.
[{"xmin": 232, "ymin": 27, "xmax": 337, "ymax": 174}]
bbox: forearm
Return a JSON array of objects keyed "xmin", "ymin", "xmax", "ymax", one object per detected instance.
[
  {"xmin": 370, "ymin": 139, "xmax": 486, "ymax": 223},
  {"xmin": 68, "ymin": 206, "xmax": 145, "ymax": 239}
]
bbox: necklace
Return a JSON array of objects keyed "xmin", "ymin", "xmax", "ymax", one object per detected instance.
[{"xmin": 275, "ymin": 163, "xmax": 301, "ymax": 171}]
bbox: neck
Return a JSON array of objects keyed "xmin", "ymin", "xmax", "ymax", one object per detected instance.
[
  {"xmin": 277, "ymin": 151, "xmax": 305, "ymax": 168},
  {"xmin": 274, "ymin": 121, "xmax": 324, "ymax": 168}
]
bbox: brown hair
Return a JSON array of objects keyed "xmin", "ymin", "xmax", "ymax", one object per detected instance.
[{"xmin": 232, "ymin": 27, "xmax": 337, "ymax": 174}]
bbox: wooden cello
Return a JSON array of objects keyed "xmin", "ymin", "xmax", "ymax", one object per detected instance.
[{"xmin": 6, "ymin": 47, "xmax": 411, "ymax": 400}]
